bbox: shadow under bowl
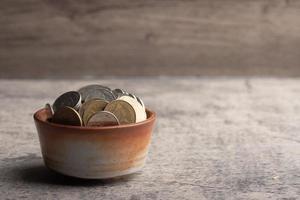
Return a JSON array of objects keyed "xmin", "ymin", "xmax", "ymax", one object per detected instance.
[{"xmin": 33, "ymin": 108, "xmax": 156, "ymax": 179}]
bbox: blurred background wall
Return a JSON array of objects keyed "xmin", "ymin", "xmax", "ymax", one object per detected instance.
[{"xmin": 1, "ymin": 0, "xmax": 300, "ymax": 79}]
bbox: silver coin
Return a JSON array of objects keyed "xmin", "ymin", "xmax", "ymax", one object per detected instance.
[
  {"xmin": 85, "ymin": 88, "xmax": 116, "ymax": 102},
  {"xmin": 128, "ymin": 93, "xmax": 137, "ymax": 100},
  {"xmin": 115, "ymin": 91, "xmax": 131, "ymax": 99},
  {"xmin": 53, "ymin": 91, "xmax": 81, "ymax": 112},
  {"xmin": 86, "ymin": 111, "xmax": 120, "ymax": 127},
  {"xmin": 136, "ymin": 96, "xmax": 145, "ymax": 109},
  {"xmin": 118, "ymin": 96, "xmax": 147, "ymax": 123},
  {"xmin": 52, "ymin": 106, "xmax": 82, "ymax": 126},
  {"xmin": 45, "ymin": 103, "xmax": 54, "ymax": 117},
  {"xmin": 78, "ymin": 84, "xmax": 111, "ymax": 102},
  {"xmin": 112, "ymin": 88, "xmax": 126, "ymax": 98},
  {"xmin": 119, "ymin": 93, "xmax": 145, "ymax": 109},
  {"xmin": 127, "ymin": 93, "xmax": 145, "ymax": 109}
]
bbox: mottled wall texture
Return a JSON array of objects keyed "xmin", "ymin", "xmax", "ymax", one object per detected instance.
[{"xmin": 1, "ymin": 0, "xmax": 300, "ymax": 78}]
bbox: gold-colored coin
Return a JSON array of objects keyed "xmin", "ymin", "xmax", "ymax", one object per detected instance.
[
  {"xmin": 104, "ymin": 100, "xmax": 136, "ymax": 125},
  {"xmin": 86, "ymin": 111, "xmax": 120, "ymax": 127},
  {"xmin": 52, "ymin": 106, "xmax": 82, "ymax": 126},
  {"xmin": 80, "ymin": 99, "xmax": 108, "ymax": 125}
]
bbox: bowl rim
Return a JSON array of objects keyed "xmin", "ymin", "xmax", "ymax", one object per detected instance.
[{"xmin": 34, "ymin": 108, "xmax": 156, "ymax": 130}]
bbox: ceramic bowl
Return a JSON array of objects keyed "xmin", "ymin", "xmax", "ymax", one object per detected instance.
[{"xmin": 33, "ymin": 108, "xmax": 156, "ymax": 179}]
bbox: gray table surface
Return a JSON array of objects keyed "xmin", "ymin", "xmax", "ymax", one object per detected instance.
[{"xmin": 0, "ymin": 77, "xmax": 299, "ymax": 200}]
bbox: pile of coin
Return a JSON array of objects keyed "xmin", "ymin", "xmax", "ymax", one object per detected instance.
[{"xmin": 45, "ymin": 84, "xmax": 147, "ymax": 127}]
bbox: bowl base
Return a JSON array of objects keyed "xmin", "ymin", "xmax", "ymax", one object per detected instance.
[{"xmin": 44, "ymin": 158, "xmax": 145, "ymax": 179}]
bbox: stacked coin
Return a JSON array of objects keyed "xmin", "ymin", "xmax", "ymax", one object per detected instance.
[{"xmin": 45, "ymin": 84, "xmax": 147, "ymax": 127}]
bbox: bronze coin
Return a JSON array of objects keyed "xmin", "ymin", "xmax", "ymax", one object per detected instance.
[
  {"xmin": 104, "ymin": 100, "xmax": 136, "ymax": 125},
  {"xmin": 80, "ymin": 99, "xmax": 108, "ymax": 125},
  {"xmin": 86, "ymin": 111, "xmax": 120, "ymax": 127}
]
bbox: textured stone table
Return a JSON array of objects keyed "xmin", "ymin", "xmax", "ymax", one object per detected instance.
[{"xmin": 0, "ymin": 77, "xmax": 299, "ymax": 200}]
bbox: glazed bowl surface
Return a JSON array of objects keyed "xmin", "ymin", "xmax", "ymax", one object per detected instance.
[{"xmin": 34, "ymin": 108, "xmax": 156, "ymax": 179}]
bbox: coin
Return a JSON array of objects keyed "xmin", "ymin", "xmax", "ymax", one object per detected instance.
[
  {"xmin": 49, "ymin": 85, "xmax": 147, "ymax": 127},
  {"xmin": 86, "ymin": 111, "xmax": 120, "ymax": 127},
  {"xmin": 128, "ymin": 93, "xmax": 137, "ymax": 100},
  {"xmin": 53, "ymin": 91, "xmax": 81, "ymax": 112},
  {"xmin": 52, "ymin": 106, "xmax": 82, "ymax": 126},
  {"xmin": 78, "ymin": 84, "xmax": 111, "ymax": 102},
  {"xmin": 118, "ymin": 95, "xmax": 147, "ymax": 123},
  {"xmin": 104, "ymin": 100, "xmax": 136, "ymax": 124},
  {"xmin": 136, "ymin": 96, "xmax": 145, "ymax": 110},
  {"xmin": 118, "ymin": 93, "xmax": 145, "ymax": 109},
  {"xmin": 79, "ymin": 99, "xmax": 106, "ymax": 117},
  {"xmin": 80, "ymin": 99, "xmax": 108, "ymax": 125},
  {"xmin": 45, "ymin": 103, "xmax": 54, "ymax": 117},
  {"xmin": 112, "ymin": 88, "xmax": 126, "ymax": 98},
  {"xmin": 85, "ymin": 88, "xmax": 116, "ymax": 102}
]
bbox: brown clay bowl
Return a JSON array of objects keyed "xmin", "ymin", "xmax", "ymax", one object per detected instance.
[{"xmin": 33, "ymin": 108, "xmax": 156, "ymax": 179}]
